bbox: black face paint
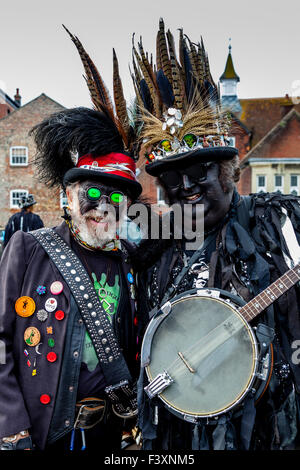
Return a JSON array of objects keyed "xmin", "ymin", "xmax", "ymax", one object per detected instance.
[
  {"xmin": 77, "ymin": 180, "xmax": 128, "ymax": 221},
  {"xmin": 160, "ymin": 162, "xmax": 233, "ymax": 232}
]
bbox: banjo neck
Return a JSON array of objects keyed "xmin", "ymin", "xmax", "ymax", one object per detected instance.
[{"xmin": 239, "ymin": 262, "xmax": 300, "ymax": 322}]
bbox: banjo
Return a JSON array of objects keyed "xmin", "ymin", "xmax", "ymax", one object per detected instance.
[{"xmin": 142, "ymin": 263, "xmax": 300, "ymax": 422}]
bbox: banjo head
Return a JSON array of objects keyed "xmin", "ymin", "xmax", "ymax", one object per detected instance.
[{"xmin": 145, "ymin": 293, "xmax": 257, "ymax": 418}]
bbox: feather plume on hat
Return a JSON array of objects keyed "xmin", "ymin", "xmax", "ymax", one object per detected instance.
[
  {"xmin": 30, "ymin": 26, "xmax": 142, "ymax": 198},
  {"xmin": 130, "ymin": 18, "xmax": 236, "ymax": 175},
  {"xmin": 62, "ymin": 24, "xmax": 135, "ymax": 155}
]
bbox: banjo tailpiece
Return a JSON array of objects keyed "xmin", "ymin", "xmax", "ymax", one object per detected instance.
[{"xmin": 144, "ymin": 371, "xmax": 174, "ymax": 399}]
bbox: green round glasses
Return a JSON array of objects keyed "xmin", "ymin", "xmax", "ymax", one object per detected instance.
[{"xmin": 86, "ymin": 187, "xmax": 125, "ymax": 205}]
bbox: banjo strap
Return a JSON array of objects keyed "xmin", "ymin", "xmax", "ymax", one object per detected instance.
[
  {"xmin": 30, "ymin": 228, "xmax": 132, "ymax": 386},
  {"xmin": 159, "ymin": 231, "xmax": 218, "ymax": 308}
]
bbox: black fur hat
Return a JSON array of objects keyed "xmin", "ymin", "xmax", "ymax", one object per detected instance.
[{"xmin": 31, "ymin": 107, "xmax": 142, "ymax": 198}]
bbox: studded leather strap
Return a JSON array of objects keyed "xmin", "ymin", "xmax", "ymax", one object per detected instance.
[{"xmin": 30, "ymin": 228, "xmax": 132, "ymax": 385}]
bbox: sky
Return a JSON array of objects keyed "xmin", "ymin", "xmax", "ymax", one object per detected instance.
[{"xmin": 0, "ymin": 0, "xmax": 299, "ymax": 109}]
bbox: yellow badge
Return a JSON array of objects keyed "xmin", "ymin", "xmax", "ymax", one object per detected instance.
[
  {"xmin": 24, "ymin": 327, "xmax": 41, "ymax": 347},
  {"xmin": 15, "ymin": 296, "xmax": 36, "ymax": 318}
]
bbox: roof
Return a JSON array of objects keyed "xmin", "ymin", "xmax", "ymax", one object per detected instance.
[
  {"xmin": 239, "ymin": 96, "xmax": 300, "ymax": 147},
  {"xmin": 229, "ymin": 112, "xmax": 251, "ymax": 134},
  {"xmin": 240, "ymin": 108, "xmax": 300, "ymax": 167},
  {"xmin": 0, "ymin": 88, "xmax": 19, "ymax": 109},
  {"xmin": 0, "ymin": 93, "xmax": 65, "ymax": 123},
  {"xmin": 220, "ymin": 48, "xmax": 240, "ymax": 82}
]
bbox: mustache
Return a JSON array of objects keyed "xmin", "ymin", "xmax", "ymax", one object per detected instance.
[{"xmin": 82, "ymin": 206, "xmax": 117, "ymax": 220}]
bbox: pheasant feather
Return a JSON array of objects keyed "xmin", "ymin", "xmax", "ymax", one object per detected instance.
[
  {"xmin": 113, "ymin": 48, "xmax": 130, "ymax": 145},
  {"xmin": 157, "ymin": 18, "xmax": 172, "ymax": 85},
  {"xmin": 63, "ymin": 25, "xmax": 115, "ymax": 122}
]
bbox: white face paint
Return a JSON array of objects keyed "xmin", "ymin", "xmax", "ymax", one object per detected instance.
[{"xmin": 66, "ymin": 181, "xmax": 129, "ymax": 248}]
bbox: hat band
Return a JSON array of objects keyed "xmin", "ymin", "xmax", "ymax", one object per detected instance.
[{"xmin": 76, "ymin": 153, "xmax": 137, "ymax": 182}]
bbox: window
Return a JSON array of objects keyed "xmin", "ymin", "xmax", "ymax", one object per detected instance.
[
  {"xmin": 290, "ymin": 175, "xmax": 299, "ymax": 195},
  {"xmin": 10, "ymin": 189, "xmax": 28, "ymax": 209},
  {"xmin": 274, "ymin": 174, "xmax": 284, "ymax": 193},
  {"xmin": 10, "ymin": 146, "xmax": 28, "ymax": 166},
  {"xmin": 257, "ymin": 175, "xmax": 266, "ymax": 193},
  {"xmin": 60, "ymin": 190, "xmax": 68, "ymax": 209}
]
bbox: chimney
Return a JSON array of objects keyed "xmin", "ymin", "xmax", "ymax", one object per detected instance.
[{"xmin": 14, "ymin": 88, "xmax": 21, "ymax": 107}]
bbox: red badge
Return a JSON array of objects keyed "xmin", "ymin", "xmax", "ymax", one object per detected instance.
[
  {"xmin": 40, "ymin": 394, "xmax": 51, "ymax": 405},
  {"xmin": 55, "ymin": 310, "xmax": 65, "ymax": 321},
  {"xmin": 47, "ymin": 352, "xmax": 57, "ymax": 363}
]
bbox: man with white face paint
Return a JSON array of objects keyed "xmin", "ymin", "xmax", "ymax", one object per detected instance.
[{"xmin": 0, "ymin": 107, "xmax": 142, "ymax": 451}]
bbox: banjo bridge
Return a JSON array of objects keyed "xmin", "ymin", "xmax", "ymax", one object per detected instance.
[
  {"xmin": 144, "ymin": 371, "xmax": 174, "ymax": 399},
  {"xmin": 178, "ymin": 352, "xmax": 196, "ymax": 373}
]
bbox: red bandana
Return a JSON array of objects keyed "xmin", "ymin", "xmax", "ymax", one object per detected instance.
[{"xmin": 76, "ymin": 153, "xmax": 137, "ymax": 182}]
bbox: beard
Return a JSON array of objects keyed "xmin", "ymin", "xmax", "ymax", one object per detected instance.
[{"xmin": 70, "ymin": 200, "xmax": 120, "ymax": 249}]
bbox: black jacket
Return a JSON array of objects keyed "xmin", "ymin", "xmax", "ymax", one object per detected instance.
[
  {"xmin": 3, "ymin": 210, "xmax": 44, "ymax": 247},
  {"xmin": 135, "ymin": 192, "xmax": 300, "ymax": 450},
  {"xmin": 0, "ymin": 222, "xmax": 138, "ymax": 449}
]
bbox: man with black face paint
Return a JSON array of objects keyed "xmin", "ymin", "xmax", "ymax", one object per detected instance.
[
  {"xmin": 0, "ymin": 107, "xmax": 142, "ymax": 451},
  {"xmin": 132, "ymin": 20, "xmax": 300, "ymax": 451}
]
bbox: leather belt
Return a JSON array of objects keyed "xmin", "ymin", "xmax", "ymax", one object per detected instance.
[{"xmin": 74, "ymin": 397, "xmax": 107, "ymax": 430}]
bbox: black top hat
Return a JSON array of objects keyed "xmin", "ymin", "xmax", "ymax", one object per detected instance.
[
  {"xmin": 19, "ymin": 194, "xmax": 37, "ymax": 209},
  {"xmin": 145, "ymin": 146, "xmax": 238, "ymax": 176}
]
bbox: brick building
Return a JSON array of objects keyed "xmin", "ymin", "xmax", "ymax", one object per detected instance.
[
  {"xmin": 0, "ymin": 88, "xmax": 20, "ymax": 119},
  {"xmin": 220, "ymin": 46, "xmax": 300, "ymax": 195},
  {"xmin": 0, "ymin": 93, "xmax": 65, "ymax": 233},
  {"xmin": 239, "ymin": 108, "xmax": 300, "ymax": 194}
]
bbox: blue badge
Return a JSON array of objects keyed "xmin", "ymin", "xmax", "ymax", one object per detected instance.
[
  {"xmin": 36, "ymin": 285, "xmax": 46, "ymax": 295},
  {"xmin": 127, "ymin": 273, "xmax": 134, "ymax": 284}
]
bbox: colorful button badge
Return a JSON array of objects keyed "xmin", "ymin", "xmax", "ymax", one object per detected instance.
[
  {"xmin": 36, "ymin": 286, "xmax": 46, "ymax": 295},
  {"xmin": 40, "ymin": 394, "xmax": 51, "ymax": 405},
  {"xmin": 37, "ymin": 309, "xmax": 48, "ymax": 322},
  {"xmin": 47, "ymin": 352, "xmax": 57, "ymax": 363},
  {"xmin": 45, "ymin": 298, "xmax": 57, "ymax": 312},
  {"xmin": 24, "ymin": 327, "xmax": 41, "ymax": 347},
  {"xmin": 55, "ymin": 310, "xmax": 65, "ymax": 321},
  {"xmin": 127, "ymin": 273, "xmax": 134, "ymax": 284},
  {"xmin": 50, "ymin": 281, "xmax": 63, "ymax": 295},
  {"xmin": 15, "ymin": 296, "xmax": 36, "ymax": 318}
]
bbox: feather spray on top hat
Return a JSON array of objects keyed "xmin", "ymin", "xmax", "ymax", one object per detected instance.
[
  {"xmin": 130, "ymin": 18, "xmax": 237, "ymax": 175},
  {"xmin": 30, "ymin": 27, "xmax": 142, "ymax": 198},
  {"xmin": 62, "ymin": 24, "xmax": 136, "ymax": 156}
]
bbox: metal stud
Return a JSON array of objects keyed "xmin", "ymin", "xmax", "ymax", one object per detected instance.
[
  {"xmin": 98, "ymin": 329, "xmax": 104, "ymax": 335},
  {"xmin": 95, "ymin": 320, "xmax": 100, "ymax": 326},
  {"xmin": 102, "ymin": 338, "xmax": 107, "ymax": 344}
]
